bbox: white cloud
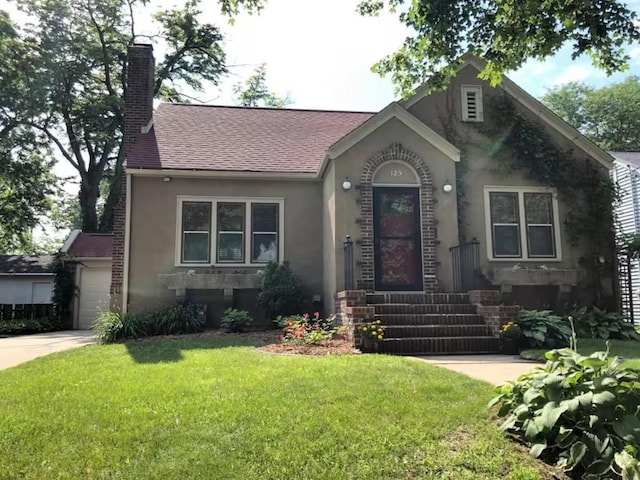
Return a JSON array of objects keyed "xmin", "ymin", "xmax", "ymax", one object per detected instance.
[{"xmin": 551, "ymin": 64, "xmax": 595, "ymax": 86}]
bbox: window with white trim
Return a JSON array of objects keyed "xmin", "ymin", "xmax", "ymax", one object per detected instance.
[
  {"xmin": 461, "ymin": 85, "xmax": 483, "ymax": 122},
  {"xmin": 485, "ymin": 187, "xmax": 560, "ymax": 260},
  {"xmin": 178, "ymin": 198, "xmax": 282, "ymax": 266}
]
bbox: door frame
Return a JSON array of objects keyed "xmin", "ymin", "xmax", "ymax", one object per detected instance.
[{"xmin": 373, "ymin": 186, "xmax": 423, "ymax": 291}]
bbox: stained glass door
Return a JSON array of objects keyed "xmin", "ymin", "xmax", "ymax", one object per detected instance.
[{"xmin": 373, "ymin": 187, "xmax": 423, "ymax": 291}]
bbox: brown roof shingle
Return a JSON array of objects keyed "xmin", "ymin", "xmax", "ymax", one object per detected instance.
[
  {"xmin": 67, "ymin": 233, "xmax": 113, "ymax": 259},
  {"xmin": 127, "ymin": 104, "xmax": 374, "ymax": 173},
  {"xmin": 0, "ymin": 255, "xmax": 56, "ymax": 274}
]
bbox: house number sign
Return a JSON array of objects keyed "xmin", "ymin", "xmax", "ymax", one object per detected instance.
[
  {"xmin": 373, "ymin": 162, "xmax": 419, "ymax": 185},
  {"xmin": 391, "ymin": 169, "xmax": 404, "ymax": 177}
]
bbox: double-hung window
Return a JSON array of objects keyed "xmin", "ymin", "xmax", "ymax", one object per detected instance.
[
  {"xmin": 484, "ymin": 187, "xmax": 560, "ymax": 260},
  {"xmin": 177, "ymin": 198, "xmax": 283, "ymax": 266}
]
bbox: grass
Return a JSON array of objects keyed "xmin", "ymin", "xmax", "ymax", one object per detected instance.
[
  {"xmin": 0, "ymin": 336, "xmax": 553, "ymax": 480},
  {"xmin": 521, "ymin": 338, "xmax": 640, "ymax": 369}
]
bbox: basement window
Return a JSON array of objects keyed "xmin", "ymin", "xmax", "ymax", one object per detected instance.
[{"xmin": 461, "ymin": 85, "xmax": 484, "ymax": 122}]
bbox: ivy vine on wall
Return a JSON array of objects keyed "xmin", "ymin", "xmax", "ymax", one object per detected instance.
[{"xmin": 52, "ymin": 256, "xmax": 76, "ymax": 328}]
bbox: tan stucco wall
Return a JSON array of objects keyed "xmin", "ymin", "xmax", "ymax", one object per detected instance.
[
  {"xmin": 407, "ymin": 64, "xmax": 612, "ymax": 293},
  {"xmin": 127, "ymin": 176, "xmax": 324, "ymax": 311},
  {"xmin": 322, "ymin": 162, "xmax": 337, "ymax": 313},
  {"xmin": 324, "ymin": 117, "xmax": 459, "ymax": 308}
]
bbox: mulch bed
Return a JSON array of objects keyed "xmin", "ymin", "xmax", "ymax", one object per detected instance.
[{"xmin": 258, "ymin": 338, "xmax": 358, "ymax": 356}]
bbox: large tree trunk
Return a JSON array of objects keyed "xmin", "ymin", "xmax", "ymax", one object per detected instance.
[
  {"xmin": 99, "ymin": 154, "xmax": 123, "ymax": 233},
  {"xmin": 79, "ymin": 175, "xmax": 100, "ymax": 233}
]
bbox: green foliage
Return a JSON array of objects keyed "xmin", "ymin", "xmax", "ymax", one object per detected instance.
[
  {"xmin": 543, "ymin": 77, "xmax": 640, "ymax": 151},
  {"xmin": 1, "ymin": 0, "xmax": 256, "ymax": 233},
  {"xmin": 489, "ymin": 347, "xmax": 640, "ymax": 479},
  {"xmin": 233, "ymin": 63, "xmax": 292, "ymax": 108},
  {"xmin": 0, "ymin": 317, "xmax": 62, "ymax": 336},
  {"xmin": 518, "ymin": 310, "xmax": 571, "ymax": 349},
  {"xmin": 571, "ymin": 307, "xmax": 640, "ymax": 342},
  {"xmin": 52, "ymin": 257, "xmax": 75, "ymax": 328},
  {"xmin": 357, "ymin": 0, "xmax": 640, "ymax": 96},
  {"xmin": 220, "ymin": 308, "xmax": 253, "ymax": 333},
  {"xmin": 359, "ymin": 320, "xmax": 385, "ymax": 341},
  {"xmin": 256, "ymin": 261, "xmax": 306, "ymax": 320},
  {"xmin": 499, "ymin": 321, "xmax": 522, "ymax": 341},
  {"xmin": 93, "ymin": 303, "xmax": 205, "ymax": 343},
  {"xmin": 279, "ymin": 313, "xmax": 337, "ymax": 345},
  {"xmin": 483, "ymin": 96, "xmax": 617, "ymax": 304}
]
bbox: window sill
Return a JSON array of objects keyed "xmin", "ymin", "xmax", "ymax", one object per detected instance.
[
  {"xmin": 175, "ymin": 263, "xmax": 273, "ymax": 268},
  {"xmin": 487, "ymin": 257, "xmax": 562, "ymax": 262}
]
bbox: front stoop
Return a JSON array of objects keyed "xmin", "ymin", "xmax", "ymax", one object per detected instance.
[{"xmin": 367, "ymin": 292, "xmax": 499, "ymax": 355}]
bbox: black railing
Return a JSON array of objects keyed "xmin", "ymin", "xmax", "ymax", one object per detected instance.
[
  {"xmin": 344, "ymin": 235, "xmax": 354, "ymax": 290},
  {"xmin": 450, "ymin": 238, "xmax": 481, "ymax": 293}
]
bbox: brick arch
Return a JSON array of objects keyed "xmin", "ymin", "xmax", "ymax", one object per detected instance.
[{"xmin": 358, "ymin": 142, "xmax": 438, "ymax": 291}]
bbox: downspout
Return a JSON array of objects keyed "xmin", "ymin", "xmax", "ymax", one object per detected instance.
[{"xmin": 122, "ymin": 172, "xmax": 132, "ymax": 313}]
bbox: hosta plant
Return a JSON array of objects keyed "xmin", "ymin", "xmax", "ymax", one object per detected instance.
[
  {"xmin": 570, "ymin": 306, "xmax": 640, "ymax": 341},
  {"xmin": 489, "ymin": 346, "xmax": 640, "ymax": 479},
  {"xmin": 518, "ymin": 309, "xmax": 571, "ymax": 349}
]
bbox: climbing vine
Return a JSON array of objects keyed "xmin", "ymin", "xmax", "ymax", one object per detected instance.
[
  {"xmin": 478, "ymin": 95, "xmax": 618, "ymax": 304},
  {"xmin": 52, "ymin": 255, "xmax": 76, "ymax": 328}
]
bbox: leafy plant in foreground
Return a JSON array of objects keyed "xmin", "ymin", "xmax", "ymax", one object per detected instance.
[{"xmin": 489, "ymin": 347, "xmax": 640, "ymax": 479}]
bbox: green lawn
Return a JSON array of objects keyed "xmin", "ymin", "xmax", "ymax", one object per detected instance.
[
  {"xmin": 521, "ymin": 338, "xmax": 640, "ymax": 369},
  {"xmin": 0, "ymin": 336, "xmax": 553, "ymax": 480}
]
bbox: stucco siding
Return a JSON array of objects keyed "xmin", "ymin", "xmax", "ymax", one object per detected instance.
[
  {"xmin": 127, "ymin": 175, "xmax": 324, "ymax": 311},
  {"xmin": 322, "ymin": 162, "xmax": 337, "ymax": 312}
]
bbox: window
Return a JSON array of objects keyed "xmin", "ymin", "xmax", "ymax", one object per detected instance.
[
  {"xmin": 484, "ymin": 187, "xmax": 560, "ymax": 260},
  {"xmin": 461, "ymin": 85, "xmax": 484, "ymax": 122},
  {"xmin": 182, "ymin": 202, "xmax": 211, "ymax": 263},
  {"xmin": 177, "ymin": 197, "xmax": 283, "ymax": 266}
]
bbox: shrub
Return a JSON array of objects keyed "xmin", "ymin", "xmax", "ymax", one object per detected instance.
[
  {"xmin": 359, "ymin": 320, "xmax": 385, "ymax": 341},
  {"xmin": 154, "ymin": 303, "xmax": 206, "ymax": 335},
  {"xmin": 571, "ymin": 306, "xmax": 640, "ymax": 341},
  {"xmin": 489, "ymin": 347, "xmax": 640, "ymax": 479},
  {"xmin": 93, "ymin": 303, "xmax": 205, "ymax": 344},
  {"xmin": 221, "ymin": 308, "xmax": 253, "ymax": 333},
  {"xmin": 0, "ymin": 317, "xmax": 62, "ymax": 336},
  {"xmin": 500, "ymin": 321, "xmax": 522, "ymax": 340},
  {"xmin": 257, "ymin": 261, "xmax": 306, "ymax": 320},
  {"xmin": 93, "ymin": 310, "xmax": 124, "ymax": 344},
  {"xmin": 518, "ymin": 310, "xmax": 571, "ymax": 349},
  {"xmin": 279, "ymin": 312, "xmax": 337, "ymax": 345}
]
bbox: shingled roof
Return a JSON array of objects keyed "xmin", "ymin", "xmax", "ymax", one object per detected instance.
[
  {"xmin": 126, "ymin": 104, "xmax": 374, "ymax": 173},
  {"xmin": 66, "ymin": 233, "xmax": 113, "ymax": 259},
  {"xmin": 0, "ymin": 255, "xmax": 56, "ymax": 274}
]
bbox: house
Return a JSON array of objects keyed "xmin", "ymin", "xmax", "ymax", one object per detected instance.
[
  {"xmin": 60, "ymin": 230, "xmax": 113, "ymax": 329},
  {"xmin": 612, "ymin": 152, "xmax": 640, "ymax": 323},
  {"xmin": 0, "ymin": 255, "xmax": 56, "ymax": 320},
  {"xmin": 109, "ymin": 44, "xmax": 617, "ymax": 353}
]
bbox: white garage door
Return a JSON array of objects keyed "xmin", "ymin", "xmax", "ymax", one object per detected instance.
[{"xmin": 78, "ymin": 266, "xmax": 112, "ymax": 329}]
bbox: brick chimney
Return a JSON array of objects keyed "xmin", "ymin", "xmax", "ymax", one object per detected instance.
[{"xmin": 110, "ymin": 44, "xmax": 155, "ymax": 309}]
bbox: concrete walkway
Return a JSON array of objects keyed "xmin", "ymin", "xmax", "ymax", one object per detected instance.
[
  {"xmin": 0, "ymin": 330, "xmax": 95, "ymax": 370},
  {"xmin": 415, "ymin": 354, "xmax": 544, "ymax": 385}
]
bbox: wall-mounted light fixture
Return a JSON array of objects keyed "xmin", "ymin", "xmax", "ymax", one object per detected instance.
[
  {"xmin": 342, "ymin": 177, "xmax": 352, "ymax": 191},
  {"xmin": 163, "ymin": 177, "xmax": 171, "ymax": 182},
  {"xmin": 442, "ymin": 181, "xmax": 453, "ymax": 193}
]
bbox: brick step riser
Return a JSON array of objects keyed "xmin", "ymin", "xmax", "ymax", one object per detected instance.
[
  {"xmin": 366, "ymin": 294, "xmax": 470, "ymax": 305},
  {"xmin": 379, "ymin": 337, "xmax": 500, "ymax": 355},
  {"xmin": 384, "ymin": 325, "xmax": 492, "ymax": 337},
  {"xmin": 373, "ymin": 304, "xmax": 478, "ymax": 315},
  {"xmin": 375, "ymin": 314, "xmax": 486, "ymax": 326}
]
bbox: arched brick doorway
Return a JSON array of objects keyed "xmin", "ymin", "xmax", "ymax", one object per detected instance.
[{"xmin": 359, "ymin": 143, "xmax": 438, "ymax": 292}]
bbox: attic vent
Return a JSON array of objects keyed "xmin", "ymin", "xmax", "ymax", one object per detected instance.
[{"xmin": 461, "ymin": 85, "xmax": 484, "ymax": 122}]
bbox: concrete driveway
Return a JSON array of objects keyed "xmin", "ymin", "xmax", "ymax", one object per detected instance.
[
  {"xmin": 0, "ymin": 330, "xmax": 95, "ymax": 370},
  {"xmin": 415, "ymin": 354, "xmax": 543, "ymax": 385}
]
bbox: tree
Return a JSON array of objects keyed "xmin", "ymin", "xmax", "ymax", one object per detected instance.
[
  {"xmin": 233, "ymin": 63, "xmax": 292, "ymax": 107},
  {"xmin": 1, "ymin": 0, "xmax": 264, "ymax": 234},
  {"xmin": 357, "ymin": 0, "xmax": 640, "ymax": 95},
  {"xmin": 0, "ymin": 11, "xmax": 58, "ymax": 252},
  {"xmin": 542, "ymin": 77, "xmax": 640, "ymax": 151}
]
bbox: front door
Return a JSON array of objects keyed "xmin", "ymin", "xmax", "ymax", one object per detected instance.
[{"xmin": 373, "ymin": 187, "xmax": 423, "ymax": 291}]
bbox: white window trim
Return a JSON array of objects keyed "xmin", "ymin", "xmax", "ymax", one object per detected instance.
[
  {"xmin": 175, "ymin": 196, "xmax": 285, "ymax": 267},
  {"xmin": 461, "ymin": 85, "xmax": 484, "ymax": 122},
  {"xmin": 483, "ymin": 186, "xmax": 562, "ymax": 262}
]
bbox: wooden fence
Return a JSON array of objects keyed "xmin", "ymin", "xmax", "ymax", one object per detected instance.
[{"xmin": 0, "ymin": 304, "xmax": 54, "ymax": 321}]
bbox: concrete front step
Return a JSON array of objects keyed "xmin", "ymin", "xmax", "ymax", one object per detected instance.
[
  {"xmin": 373, "ymin": 303, "xmax": 477, "ymax": 315},
  {"xmin": 384, "ymin": 325, "xmax": 492, "ymax": 337},
  {"xmin": 366, "ymin": 293, "xmax": 471, "ymax": 305},
  {"xmin": 381, "ymin": 336, "xmax": 500, "ymax": 355},
  {"xmin": 375, "ymin": 313, "xmax": 486, "ymax": 326}
]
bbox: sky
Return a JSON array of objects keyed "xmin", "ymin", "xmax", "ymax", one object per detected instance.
[{"xmin": 2, "ymin": 0, "xmax": 640, "ymax": 239}]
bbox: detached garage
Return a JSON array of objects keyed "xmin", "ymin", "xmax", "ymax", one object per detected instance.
[{"xmin": 61, "ymin": 231, "xmax": 113, "ymax": 329}]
